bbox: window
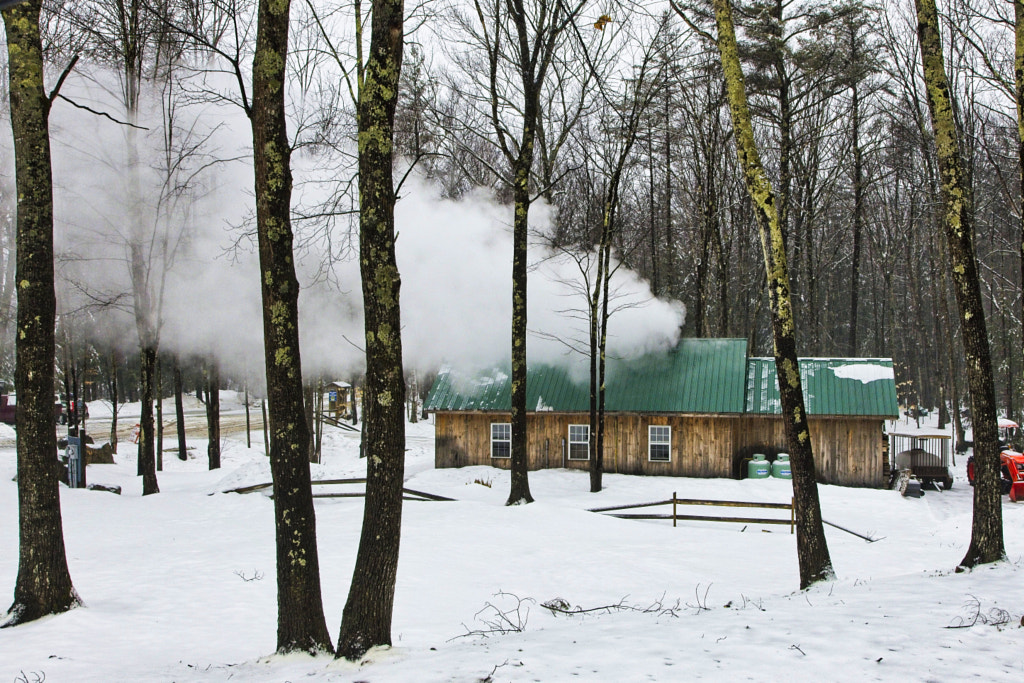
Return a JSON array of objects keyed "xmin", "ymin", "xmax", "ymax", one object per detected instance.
[
  {"xmin": 568, "ymin": 424, "xmax": 590, "ymax": 461},
  {"xmin": 491, "ymin": 423, "xmax": 511, "ymax": 459},
  {"xmin": 649, "ymin": 425, "xmax": 671, "ymax": 462}
]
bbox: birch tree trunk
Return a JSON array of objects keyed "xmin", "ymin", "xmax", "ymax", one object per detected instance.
[
  {"xmin": 2, "ymin": 0, "xmax": 80, "ymax": 627},
  {"xmin": 915, "ymin": 0, "xmax": 1004, "ymax": 568},
  {"xmin": 711, "ymin": 0, "xmax": 834, "ymax": 589}
]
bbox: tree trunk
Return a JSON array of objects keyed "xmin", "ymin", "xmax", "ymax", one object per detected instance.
[
  {"xmin": 710, "ymin": 0, "xmax": 834, "ymax": 589},
  {"xmin": 335, "ymin": 0, "xmax": 406, "ymax": 659},
  {"xmin": 313, "ymin": 381, "xmax": 323, "ymax": 464},
  {"xmin": 138, "ymin": 345, "xmax": 159, "ymax": 494},
  {"xmin": 915, "ymin": 0, "xmax": 1004, "ymax": 568},
  {"xmin": 2, "ymin": 0, "xmax": 80, "ymax": 627},
  {"xmin": 351, "ymin": 379, "xmax": 359, "ymax": 425},
  {"xmin": 849, "ymin": 79, "xmax": 864, "ymax": 357},
  {"xmin": 507, "ymin": 149, "xmax": 536, "ymax": 506},
  {"xmin": 174, "ymin": 358, "xmax": 187, "ymax": 460},
  {"xmin": 409, "ymin": 372, "xmax": 418, "ymax": 424},
  {"xmin": 156, "ymin": 356, "xmax": 163, "ymax": 472},
  {"xmin": 245, "ymin": 382, "xmax": 252, "ymax": 449},
  {"xmin": 251, "ymin": 0, "xmax": 331, "ymax": 654},
  {"xmin": 205, "ymin": 361, "xmax": 220, "ymax": 470},
  {"xmin": 303, "ymin": 380, "xmax": 315, "ymax": 463},
  {"xmin": 1016, "ymin": 0, "xmax": 1024, "ymax": 434},
  {"xmin": 109, "ymin": 350, "xmax": 119, "ymax": 453}
]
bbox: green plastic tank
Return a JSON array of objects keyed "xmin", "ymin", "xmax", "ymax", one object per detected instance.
[
  {"xmin": 772, "ymin": 453, "xmax": 792, "ymax": 479},
  {"xmin": 747, "ymin": 454, "xmax": 770, "ymax": 479}
]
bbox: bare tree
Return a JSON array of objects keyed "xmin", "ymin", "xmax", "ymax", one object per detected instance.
[
  {"xmin": 249, "ymin": 0, "xmax": 332, "ymax": 653},
  {"xmin": 678, "ymin": 0, "xmax": 835, "ymax": 588},
  {"xmin": 914, "ymin": 0, "xmax": 1004, "ymax": 568},
  {"xmin": 335, "ymin": 0, "xmax": 407, "ymax": 660},
  {"xmin": 2, "ymin": 0, "xmax": 80, "ymax": 628},
  {"xmin": 445, "ymin": 0, "xmax": 590, "ymax": 505}
]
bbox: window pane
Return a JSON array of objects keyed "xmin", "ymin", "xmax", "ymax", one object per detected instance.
[
  {"xmin": 650, "ymin": 426, "xmax": 670, "ymax": 443},
  {"xmin": 491, "ymin": 423, "xmax": 511, "ymax": 458},
  {"xmin": 569, "ymin": 425, "xmax": 589, "ymax": 443},
  {"xmin": 568, "ymin": 443, "xmax": 589, "ymax": 460},
  {"xmin": 650, "ymin": 443, "xmax": 670, "ymax": 462}
]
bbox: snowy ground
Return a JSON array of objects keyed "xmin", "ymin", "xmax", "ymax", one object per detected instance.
[{"xmin": 1, "ymin": 412, "xmax": 1023, "ymax": 682}]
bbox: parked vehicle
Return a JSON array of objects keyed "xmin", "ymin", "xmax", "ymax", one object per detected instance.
[
  {"xmin": 967, "ymin": 448, "xmax": 1024, "ymax": 502},
  {"xmin": 0, "ymin": 387, "xmax": 64, "ymax": 426},
  {"xmin": 889, "ymin": 431, "xmax": 953, "ymax": 490},
  {"xmin": 0, "ymin": 391, "xmax": 14, "ymax": 426}
]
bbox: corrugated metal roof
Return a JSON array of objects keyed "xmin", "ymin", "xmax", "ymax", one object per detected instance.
[
  {"xmin": 745, "ymin": 358, "xmax": 899, "ymax": 417},
  {"xmin": 424, "ymin": 338, "xmax": 749, "ymax": 413},
  {"xmin": 424, "ymin": 342, "xmax": 900, "ymax": 418}
]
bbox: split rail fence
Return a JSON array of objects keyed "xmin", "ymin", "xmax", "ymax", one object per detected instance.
[
  {"xmin": 225, "ymin": 477, "xmax": 454, "ymax": 502},
  {"xmin": 588, "ymin": 492, "xmax": 795, "ymax": 534}
]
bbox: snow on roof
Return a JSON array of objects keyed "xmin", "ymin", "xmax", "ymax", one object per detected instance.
[{"xmin": 831, "ymin": 363, "xmax": 895, "ymax": 384}]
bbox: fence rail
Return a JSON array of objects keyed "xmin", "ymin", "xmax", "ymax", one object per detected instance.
[
  {"xmin": 589, "ymin": 492, "xmax": 795, "ymax": 534},
  {"xmin": 224, "ymin": 477, "xmax": 454, "ymax": 502}
]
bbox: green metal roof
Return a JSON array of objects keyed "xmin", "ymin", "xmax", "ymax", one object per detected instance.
[
  {"xmin": 424, "ymin": 338, "xmax": 749, "ymax": 414},
  {"xmin": 424, "ymin": 341, "xmax": 899, "ymax": 418},
  {"xmin": 745, "ymin": 358, "xmax": 899, "ymax": 417}
]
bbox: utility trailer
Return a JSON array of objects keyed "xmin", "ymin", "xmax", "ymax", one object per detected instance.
[{"xmin": 889, "ymin": 430, "xmax": 953, "ymax": 490}]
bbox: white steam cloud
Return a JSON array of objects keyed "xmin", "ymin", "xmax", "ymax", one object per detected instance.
[{"xmin": 32, "ymin": 67, "xmax": 685, "ymax": 391}]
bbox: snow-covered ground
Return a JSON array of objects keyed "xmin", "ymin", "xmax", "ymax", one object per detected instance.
[{"xmin": 1, "ymin": 414, "xmax": 1023, "ymax": 681}]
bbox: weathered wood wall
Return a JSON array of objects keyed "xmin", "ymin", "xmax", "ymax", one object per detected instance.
[
  {"xmin": 434, "ymin": 412, "xmax": 886, "ymax": 487},
  {"xmin": 730, "ymin": 417, "xmax": 885, "ymax": 487}
]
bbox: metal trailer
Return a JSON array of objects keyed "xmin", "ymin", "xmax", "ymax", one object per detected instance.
[{"xmin": 889, "ymin": 431, "xmax": 953, "ymax": 490}]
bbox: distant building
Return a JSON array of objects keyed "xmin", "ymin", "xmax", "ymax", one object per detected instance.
[
  {"xmin": 424, "ymin": 338, "xmax": 899, "ymax": 487},
  {"xmin": 325, "ymin": 381, "xmax": 354, "ymax": 419}
]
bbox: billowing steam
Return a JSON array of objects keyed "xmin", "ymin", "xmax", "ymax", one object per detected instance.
[{"xmin": 13, "ymin": 67, "xmax": 685, "ymax": 391}]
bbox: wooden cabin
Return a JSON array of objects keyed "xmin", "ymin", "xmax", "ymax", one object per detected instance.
[{"xmin": 423, "ymin": 338, "xmax": 899, "ymax": 487}]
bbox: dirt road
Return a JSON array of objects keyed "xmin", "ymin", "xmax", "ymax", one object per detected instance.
[{"xmin": 85, "ymin": 409, "xmax": 266, "ymax": 449}]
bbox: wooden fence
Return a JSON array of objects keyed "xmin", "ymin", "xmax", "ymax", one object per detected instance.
[
  {"xmin": 588, "ymin": 492, "xmax": 795, "ymax": 534},
  {"xmin": 225, "ymin": 477, "xmax": 454, "ymax": 502}
]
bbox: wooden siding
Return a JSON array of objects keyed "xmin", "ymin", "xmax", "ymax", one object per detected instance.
[{"xmin": 434, "ymin": 412, "xmax": 885, "ymax": 487}]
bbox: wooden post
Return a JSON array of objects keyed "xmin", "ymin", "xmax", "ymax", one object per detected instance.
[
  {"xmin": 790, "ymin": 497, "xmax": 795, "ymax": 534},
  {"xmin": 673, "ymin": 491, "xmax": 677, "ymax": 528}
]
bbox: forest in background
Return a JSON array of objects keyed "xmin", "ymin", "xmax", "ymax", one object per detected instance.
[{"xmin": 0, "ymin": 0, "xmax": 1019, "ymax": 426}]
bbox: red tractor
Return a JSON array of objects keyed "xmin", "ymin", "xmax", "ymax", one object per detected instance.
[{"xmin": 968, "ymin": 418, "xmax": 1024, "ymax": 502}]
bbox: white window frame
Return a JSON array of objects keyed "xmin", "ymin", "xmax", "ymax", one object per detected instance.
[
  {"xmin": 568, "ymin": 424, "xmax": 590, "ymax": 461},
  {"xmin": 648, "ymin": 425, "xmax": 671, "ymax": 462},
  {"xmin": 491, "ymin": 423, "xmax": 511, "ymax": 459}
]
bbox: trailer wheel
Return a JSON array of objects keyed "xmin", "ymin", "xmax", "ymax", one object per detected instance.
[{"xmin": 942, "ymin": 477, "xmax": 953, "ymax": 491}]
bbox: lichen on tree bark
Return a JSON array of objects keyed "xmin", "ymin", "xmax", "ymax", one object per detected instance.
[
  {"xmin": 710, "ymin": 0, "xmax": 834, "ymax": 589},
  {"xmin": 3, "ymin": 0, "xmax": 80, "ymax": 627}
]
